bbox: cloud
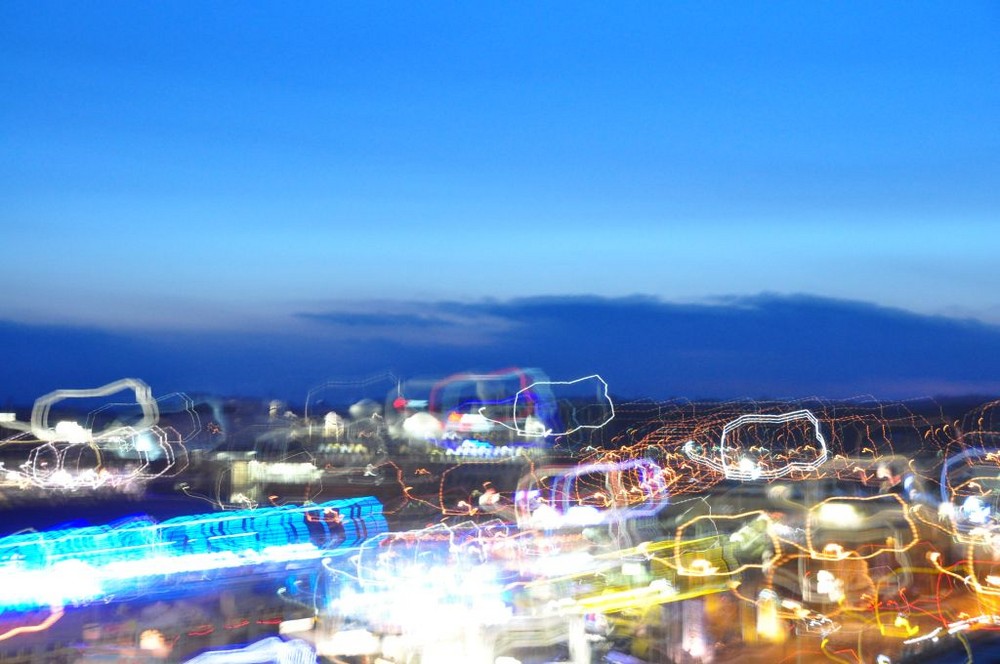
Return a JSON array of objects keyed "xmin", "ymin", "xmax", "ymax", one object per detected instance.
[
  {"xmin": 299, "ymin": 312, "xmax": 453, "ymax": 328},
  {"xmin": 293, "ymin": 301, "xmax": 520, "ymax": 345},
  {"xmin": 3, "ymin": 294, "xmax": 1000, "ymax": 403}
]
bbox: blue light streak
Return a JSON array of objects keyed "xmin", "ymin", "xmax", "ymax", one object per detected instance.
[{"xmin": 0, "ymin": 497, "xmax": 387, "ymax": 614}]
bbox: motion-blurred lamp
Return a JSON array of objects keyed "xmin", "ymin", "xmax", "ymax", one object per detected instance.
[
  {"xmin": 54, "ymin": 420, "xmax": 91, "ymax": 444},
  {"xmin": 324, "ymin": 412, "xmax": 346, "ymax": 439},
  {"xmin": 402, "ymin": 412, "xmax": 443, "ymax": 440}
]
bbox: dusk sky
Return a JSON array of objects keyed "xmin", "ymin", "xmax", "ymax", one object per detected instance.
[{"xmin": 2, "ymin": 3, "xmax": 999, "ymax": 402}]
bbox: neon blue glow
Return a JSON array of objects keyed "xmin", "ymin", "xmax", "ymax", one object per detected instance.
[
  {"xmin": 0, "ymin": 496, "xmax": 387, "ymax": 614},
  {"xmin": 941, "ymin": 448, "xmax": 998, "ymax": 506},
  {"xmin": 962, "ymin": 496, "xmax": 991, "ymax": 526},
  {"xmin": 548, "ymin": 459, "xmax": 669, "ymax": 519}
]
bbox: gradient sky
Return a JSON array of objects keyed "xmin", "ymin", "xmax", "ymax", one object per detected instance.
[
  {"xmin": 3, "ymin": 2, "xmax": 998, "ymax": 332},
  {"xmin": 4, "ymin": 3, "xmax": 1000, "ymax": 404}
]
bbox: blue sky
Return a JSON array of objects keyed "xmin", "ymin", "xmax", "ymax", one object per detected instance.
[{"xmin": 1, "ymin": 3, "xmax": 999, "ymax": 400}]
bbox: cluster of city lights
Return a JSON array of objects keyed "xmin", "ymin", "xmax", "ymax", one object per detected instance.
[{"xmin": 10, "ymin": 381, "xmax": 1000, "ymax": 662}]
